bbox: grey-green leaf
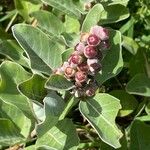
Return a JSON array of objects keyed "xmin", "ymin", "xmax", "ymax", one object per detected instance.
[
  {"xmin": 42, "ymin": 0, "xmax": 81, "ymax": 19},
  {"xmin": 45, "ymin": 74, "xmax": 74, "ymax": 91},
  {"xmin": 36, "ymin": 119, "xmax": 79, "ymax": 150},
  {"xmin": 81, "ymin": 4, "xmax": 104, "ymax": 32},
  {"xmin": 96, "ymin": 30, "xmax": 123, "ymax": 85},
  {"xmin": 36, "ymin": 92, "xmax": 65, "ymax": 137},
  {"xmin": 12, "ymin": 24, "xmax": 62, "ymax": 74},
  {"xmin": 0, "ymin": 118, "xmax": 25, "ymax": 146},
  {"xmin": 18, "ymin": 74, "xmax": 47, "ymax": 102},
  {"xmin": 126, "ymin": 74, "xmax": 150, "ymax": 97},
  {"xmin": 79, "ymin": 93, "xmax": 123, "ymax": 148},
  {"xmin": 31, "ymin": 10, "xmax": 65, "ymax": 35},
  {"xmin": 0, "ymin": 61, "xmax": 35, "ymax": 120}
]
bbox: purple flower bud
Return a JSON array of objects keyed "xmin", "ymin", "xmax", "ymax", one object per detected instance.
[
  {"xmin": 90, "ymin": 25, "xmax": 109, "ymax": 40},
  {"xmin": 87, "ymin": 58, "xmax": 102, "ymax": 73},
  {"xmin": 75, "ymin": 71, "xmax": 87, "ymax": 83},
  {"xmin": 84, "ymin": 46, "xmax": 98, "ymax": 58},
  {"xmin": 69, "ymin": 54, "xmax": 83, "ymax": 65},
  {"xmin": 85, "ymin": 87, "xmax": 96, "ymax": 97},
  {"xmin": 77, "ymin": 62, "xmax": 89, "ymax": 72},
  {"xmin": 75, "ymin": 42, "xmax": 85, "ymax": 54},
  {"xmin": 87, "ymin": 34, "xmax": 101, "ymax": 46},
  {"xmin": 64, "ymin": 67, "xmax": 76, "ymax": 78}
]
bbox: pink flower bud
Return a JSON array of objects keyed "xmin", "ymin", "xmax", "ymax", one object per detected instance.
[
  {"xmin": 55, "ymin": 68, "xmax": 64, "ymax": 75},
  {"xmin": 75, "ymin": 71, "xmax": 87, "ymax": 83},
  {"xmin": 84, "ymin": 46, "xmax": 97, "ymax": 58},
  {"xmin": 61, "ymin": 62, "xmax": 69, "ymax": 71},
  {"xmin": 64, "ymin": 67, "xmax": 76, "ymax": 78},
  {"xmin": 77, "ymin": 62, "xmax": 89, "ymax": 72},
  {"xmin": 75, "ymin": 42, "xmax": 85, "ymax": 54},
  {"xmin": 87, "ymin": 58, "xmax": 99, "ymax": 66},
  {"xmin": 90, "ymin": 25, "xmax": 109, "ymax": 40},
  {"xmin": 87, "ymin": 34, "xmax": 100, "ymax": 46},
  {"xmin": 69, "ymin": 54, "xmax": 83, "ymax": 65}
]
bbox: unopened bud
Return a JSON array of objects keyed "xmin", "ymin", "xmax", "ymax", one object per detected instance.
[
  {"xmin": 90, "ymin": 25, "xmax": 109, "ymax": 40},
  {"xmin": 64, "ymin": 67, "xmax": 76, "ymax": 78},
  {"xmin": 87, "ymin": 34, "xmax": 100, "ymax": 46},
  {"xmin": 85, "ymin": 87, "xmax": 96, "ymax": 97},
  {"xmin": 75, "ymin": 42, "xmax": 85, "ymax": 54},
  {"xmin": 84, "ymin": 46, "xmax": 97, "ymax": 58},
  {"xmin": 75, "ymin": 71, "xmax": 87, "ymax": 83},
  {"xmin": 69, "ymin": 54, "xmax": 83, "ymax": 66},
  {"xmin": 77, "ymin": 62, "xmax": 89, "ymax": 72}
]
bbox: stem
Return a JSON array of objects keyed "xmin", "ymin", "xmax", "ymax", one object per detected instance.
[{"xmin": 5, "ymin": 11, "xmax": 18, "ymax": 32}]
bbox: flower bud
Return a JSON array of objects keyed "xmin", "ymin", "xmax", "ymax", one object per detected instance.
[
  {"xmin": 85, "ymin": 87, "xmax": 96, "ymax": 97},
  {"xmin": 87, "ymin": 34, "xmax": 100, "ymax": 46},
  {"xmin": 75, "ymin": 42, "xmax": 85, "ymax": 54},
  {"xmin": 87, "ymin": 58, "xmax": 102, "ymax": 73},
  {"xmin": 69, "ymin": 54, "xmax": 83, "ymax": 66},
  {"xmin": 75, "ymin": 71, "xmax": 87, "ymax": 83},
  {"xmin": 55, "ymin": 67, "xmax": 63, "ymax": 75},
  {"xmin": 64, "ymin": 67, "xmax": 76, "ymax": 78},
  {"xmin": 84, "ymin": 46, "xmax": 97, "ymax": 58},
  {"xmin": 90, "ymin": 25, "xmax": 109, "ymax": 40},
  {"xmin": 77, "ymin": 62, "xmax": 89, "ymax": 72}
]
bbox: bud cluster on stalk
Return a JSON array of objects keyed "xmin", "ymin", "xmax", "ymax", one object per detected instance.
[{"xmin": 55, "ymin": 25, "xmax": 110, "ymax": 98}]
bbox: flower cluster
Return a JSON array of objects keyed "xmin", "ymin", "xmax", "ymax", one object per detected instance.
[{"xmin": 55, "ymin": 25, "xmax": 110, "ymax": 97}]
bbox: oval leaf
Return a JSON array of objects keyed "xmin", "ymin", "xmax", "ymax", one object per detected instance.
[
  {"xmin": 79, "ymin": 93, "xmax": 123, "ymax": 148},
  {"xmin": 45, "ymin": 74, "xmax": 74, "ymax": 91}
]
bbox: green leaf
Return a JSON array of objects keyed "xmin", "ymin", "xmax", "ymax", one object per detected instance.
[
  {"xmin": 0, "ymin": 99, "xmax": 31, "ymax": 138},
  {"xmin": 45, "ymin": 74, "xmax": 74, "ymax": 91},
  {"xmin": 109, "ymin": 90, "xmax": 138, "ymax": 117},
  {"xmin": 36, "ymin": 92, "xmax": 65, "ymax": 137},
  {"xmin": 42, "ymin": 0, "xmax": 81, "ymax": 19},
  {"xmin": 0, "ymin": 118, "xmax": 25, "ymax": 146},
  {"xmin": 126, "ymin": 74, "xmax": 150, "ymax": 97},
  {"xmin": 96, "ymin": 30, "xmax": 123, "ymax": 85},
  {"xmin": 129, "ymin": 49, "xmax": 146, "ymax": 77},
  {"xmin": 0, "ymin": 61, "xmax": 35, "ymax": 120},
  {"xmin": 100, "ymin": 4, "xmax": 129, "ymax": 24},
  {"xmin": 79, "ymin": 93, "xmax": 123, "ymax": 148},
  {"xmin": 61, "ymin": 48, "xmax": 74, "ymax": 62},
  {"xmin": 130, "ymin": 120, "xmax": 150, "ymax": 150},
  {"xmin": 145, "ymin": 102, "xmax": 150, "ymax": 115},
  {"xmin": 64, "ymin": 15, "xmax": 80, "ymax": 33},
  {"xmin": 31, "ymin": 10, "xmax": 65, "ymax": 35},
  {"xmin": 36, "ymin": 119, "xmax": 79, "ymax": 150},
  {"xmin": 81, "ymin": 4, "xmax": 104, "ymax": 32},
  {"xmin": 0, "ymin": 40, "xmax": 29, "ymax": 68},
  {"xmin": 122, "ymin": 36, "xmax": 139, "ymax": 55},
  {"xmin": 12, "ymin": 24, "xmax": 62, "ymax": 74},
  {"xmin": 18, "ymin": 74, "xmax": 47, "ymax": 102}
]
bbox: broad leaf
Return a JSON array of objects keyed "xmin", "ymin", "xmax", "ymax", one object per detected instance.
[
  {"xmin": 0, "ymin": 61, "xmax": 35, "ymax": 120},
  {"xmin": 0, "ymin": 40, "xmax": 29, "ymax": 68},
  {"xmin": 0, "ymin": 118, "xmax": 25, "ymax": 146},
  {"xmin": 18, "ymin": 74, "xmax": 47, "ymax": 102},
  {"xmin": 45, "ymin": 74, "xmax": 74, "ymax": 91},
  {"xmin": 109, "ymin": 90, "xmax": 138, "ymax": 117},
  {"xmin": 0, "ymin": 99, "xmax": 31, "ymax": 138},
  {"xmin": 79, "ymin": 93, "xmax": 123, "ymax": 148},
  {"xmin": 42, "ymin": 0, "xmax": 81, "ymax": 19},
  {"xmin": 36, "ymin": 119, "xmax": 79, "ymax": 150},
  {"xmin": 36, "ymin": 92, "xmax": 65, "ymax": 137},
  {"xmin": 100, "ymin": 4, "xmax": 129, "ymax": 24},
  {"xmin": 126, "ymin": 74, "xmax": 150, "ymax": 97},
  {"xmin": 31, "ymin": 10, "xmax": 65, "ymax": 35},
  {"xmin": 81, "ymin": 4, "xmax": 104, "ymax": 32},
  {"xmin": 96, "ymin": 30, "xmax": 123, "ymax": 85},
  {"xmin": 130, "ymin": 120, "xmax": 150, "ymax": 150},
  {"xmin": 12, "ymin": 24, "xmax": 62, "ymax": 74}
]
